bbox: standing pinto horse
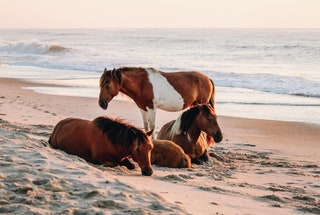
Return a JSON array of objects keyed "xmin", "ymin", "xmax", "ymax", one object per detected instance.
[{"xmin": 99, "ymin": 67, "xmax": 216, "ymax": 137}]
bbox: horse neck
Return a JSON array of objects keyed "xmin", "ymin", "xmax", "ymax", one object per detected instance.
[
  {"xmin": 119, "ymin": 71, "xmax": 144, "ymax": 99},
  {"xmin": 113, "ymin": 144, "xmax": 132, "ymax": 158},
  {"xmin": 185, "ymin": 120, "xmax": 202, "ymax": 143}
]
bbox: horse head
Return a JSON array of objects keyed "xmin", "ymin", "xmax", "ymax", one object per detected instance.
[
  {"xmin": 131, "ymin": 129, "xmax": 154, "ymax": 176},
  {"xmin": 195, "ymin": 104, "xmax": 223, "ymax": 143},
  {"xmin": 99, "ymin": 68, "xmax": 122, "ymax": 109}
]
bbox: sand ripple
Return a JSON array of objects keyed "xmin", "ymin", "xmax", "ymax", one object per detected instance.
[
  {"xmin": 0, "ymin": 120, "xmax": 319, "ymax": 214},
  {"xmin": 0, "ymin": 120, "xmax": 187, "ymax": 214}
]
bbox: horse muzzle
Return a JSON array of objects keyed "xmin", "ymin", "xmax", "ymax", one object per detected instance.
[
  {"xmin": 141, "ymin": 168, "xmax": 153, "ymax": 176},
  {"xmin": 212, "ymin": 131, "xmax": 223, "ymax": 143},
  {"xmin": 99, "ymin": 98, "xmax": 109, "ymax": 110}
]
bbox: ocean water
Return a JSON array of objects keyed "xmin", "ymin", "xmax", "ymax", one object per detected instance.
[{"xmin": 0, "ymin": 28, "xmax": 319, "ymax": 124}]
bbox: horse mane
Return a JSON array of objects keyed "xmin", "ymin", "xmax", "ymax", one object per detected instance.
[
  {"xmin": 93, "ymin": 116, "xmax": 148, "ymax": 148},
  {"xmin": 102, "ymin": 67, "xmax": 158, "ymax": 87},
  {"xmin": 101, "ymin": 67, "xmax": 147, "ymax": 85},
  {"xmin": 169, "ymin": 106, "xmax": 200, "ymax": 138},
  {"xmin": 169, "ymin": 104, "xmax": 212, "ymax": 138},
  {"xmin": 119, "ymin": 67, "xmax": 147, "ymax": 73},
  {"xmin": 168, "ymin": 115, "xmax": 183, "ymax": 138}
]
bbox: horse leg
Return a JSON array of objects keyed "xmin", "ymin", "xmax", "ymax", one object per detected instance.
[
  {"xmin": 147, "ymin": 107, "xmax": 156, "ymax": 139},
  {"xmin": 119, "ymin": 158, "xmax": 136, "ymax": 170},
  {"xmin": 199, "ymin": 149, "xmax": 210, "ymax": 163},
  {"xmin": 140, "ymin": 109, "xmax": 150, "ymax": 131},
  {"xmin": 191, "ymin": 149, "xmax": 210, "ymax": 164},
  {"xmin": 102, "ymin": 161, "xmax": 119, "ymax": 167},
  {"xmin": 191, "ymin": 158, "xmax": 202, "ymax": 165}
]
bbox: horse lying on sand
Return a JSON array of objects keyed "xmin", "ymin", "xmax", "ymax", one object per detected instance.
[
  {"xmin": 99, "ymin": 67, "xmax": 216, "ymax": 137},
  {"xmin": 48, "ymin": 116, "xmax": 154, "ymax": 176},
  {"xmin": 151, "ymin": 139, "xmax": 191, "ymax": 168},
  {"xmin": 157, "ymin": 104, "xmax": 223, "ymax": 164}
]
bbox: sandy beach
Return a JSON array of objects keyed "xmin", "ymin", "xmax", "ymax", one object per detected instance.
[{"xmin": 0, "ymin": 77, "xmax": 319, "ymax": 214}]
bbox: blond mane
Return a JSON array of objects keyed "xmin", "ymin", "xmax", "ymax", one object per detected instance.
[{"xmin": 169, "ymin": 114, "xmax": 183, "ymax": 139}]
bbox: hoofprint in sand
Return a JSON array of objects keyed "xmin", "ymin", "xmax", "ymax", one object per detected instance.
[{"xmin": 0, "ymin": 78, "xmax": 320, "ymax": 214}]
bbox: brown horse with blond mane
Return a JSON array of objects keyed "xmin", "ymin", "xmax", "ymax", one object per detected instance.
[
  {"xmin": 157, "ymin": 104, "xmax": 223, "ymax": 164},
  {"xmin": 48, "ymin": 116, "xmax": 154, "ymax": 176},
  {"xmin": 98, "ymin": 67, "xmax": 216, "ymax": 137}
]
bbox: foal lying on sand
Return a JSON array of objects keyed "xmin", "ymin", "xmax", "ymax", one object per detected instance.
[
  {"xmin": 151, "ymin": 139, "xmax": 191, "ymax": 168},
  {"xmin": 49, "ymin": 116, "xmax": 154, "ymax": 176}
]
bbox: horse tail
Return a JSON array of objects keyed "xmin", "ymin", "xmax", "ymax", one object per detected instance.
[{"xmin": 209, "ymin": 79, "xmax": 215, "ymax": 107}]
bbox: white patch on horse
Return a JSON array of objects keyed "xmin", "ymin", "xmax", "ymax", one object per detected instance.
[
  {"xmin": 169, "ymin": 116, "xmax": 182, "ymax": 139},
  {"xmin": 187, "ymin": 133, "xmax": 192, "ymax": 142},
  {"xmin": 145, "ymin": 68, "xmax": 184, "ymax": 111}
]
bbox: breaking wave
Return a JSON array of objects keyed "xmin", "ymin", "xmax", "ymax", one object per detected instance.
[
  {"xmin": 210, "ymin": 72, "xmax": 320, "ymax": 99},
  {"xmin": 0, "ymin": 40, "xmax": 69, "ymax": 55}
]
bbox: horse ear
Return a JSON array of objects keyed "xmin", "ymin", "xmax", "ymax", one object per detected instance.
[
  {"xmin": 104, "ymin": 68, "xmax": 108, "ymax": 72},
  {"xmin": 115, "ymin": 69, "xmax": 122, "ymax": 83},
  {"xmin": 110, "ymin": 69, "xmax": 121, "ymax": 82},
  {"xmin": 146, "ymin": 129, "xmax": 154, "ymax": 137},
  {"xmin": 109, "ymin": 69, "xmax": 117, "ymax": 81},
  {"xmin": 111, "ymin": 68, "xmax": 116, "ymax": 76}
]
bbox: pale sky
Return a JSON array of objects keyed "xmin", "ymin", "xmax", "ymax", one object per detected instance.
[{"xmin": 0, "ymin": 0, "xmax": 320, "ymax": 28}]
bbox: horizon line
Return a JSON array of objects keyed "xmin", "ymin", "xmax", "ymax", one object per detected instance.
[{"xmin": 1, "ymin": 27, "xmax": 319, "ymax": 30}]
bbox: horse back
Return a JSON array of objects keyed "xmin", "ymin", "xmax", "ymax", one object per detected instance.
[
  {"xmin": 162, "ymin": 71, "xmax": 213, "ymax": 107},
  {"xmin": 49, "ymin": 118, "xmax": 98, "ymax": 163}
]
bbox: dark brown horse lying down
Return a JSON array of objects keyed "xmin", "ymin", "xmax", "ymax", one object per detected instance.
[
  {"xmin": 157, "ymin": 104, "xmax": 223, "ymax": 164},
  {"xmin": 48, "ymin": 116, "xmax": 154, "ymax": 176},
  {"xmin": 151, "ymin": 139, "xmax": 191, "ymax": 168}
]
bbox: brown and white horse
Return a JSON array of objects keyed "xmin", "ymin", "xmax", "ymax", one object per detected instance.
[
  {"xmin": 99, "ymin": 67, "xmax": 216, "ymax": 137},
  {"xmin": 157, "ymin": 104, "xmax": 223, "ymax": 164},
  {"xmin": 48, "ymin": 116, "xmax": 154, "ymax": 176}
]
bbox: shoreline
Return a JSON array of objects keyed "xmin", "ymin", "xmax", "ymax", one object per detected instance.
[
  {"xmin": 2, "ymin": 77, "xmax": 320, "ymax": 124},
  {"xmin": 1, "ymin": 63, "xmax": 320, "ymax": 125},
  {"xmin": 1, "ymin": 77, "xmax": 320, "ymax": 214}
]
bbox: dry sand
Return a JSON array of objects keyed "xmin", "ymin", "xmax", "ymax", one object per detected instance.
[{"xmin": 0, "ymin": 78, "xmax": 319, "ymax": 214}]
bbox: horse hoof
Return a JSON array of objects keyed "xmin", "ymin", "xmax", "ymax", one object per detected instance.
[
  {"xmin": 141, "ymin": 168, "xmax": 153, "ymax": 176},
  {"xmin": 191, "ymin": 159, "xmax": 202, "ymax": 165}
]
